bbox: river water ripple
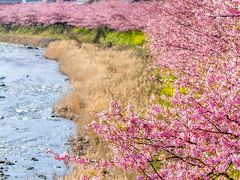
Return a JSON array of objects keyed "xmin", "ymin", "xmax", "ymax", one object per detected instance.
[{"xmin": 0, "ymin": 44, "xmax": 75, "ymax": 179}]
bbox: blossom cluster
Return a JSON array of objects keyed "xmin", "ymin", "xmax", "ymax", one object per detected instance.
[
  {"xmin": 0, "ymin": 1, "xmax": 150, "ymax": 31},
  {"xmin": 47, "ymin": 149, "xmax": 113, "ymax": 169},
  {"xmin": 146, "ymin": 0, "xmax": 240, "ymax": 74}
]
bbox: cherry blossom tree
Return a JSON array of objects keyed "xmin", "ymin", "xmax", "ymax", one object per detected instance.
[
  {"xmin": 88, "ymin": 0, "xmax": 240, "ymax": 179},
  {"xmin": 146, "ymin": 0, "xmax": 239, "ymax": 72},
  {"xmin": 0, "ymin": 1, "xmax": 151, "ymax": 30}
]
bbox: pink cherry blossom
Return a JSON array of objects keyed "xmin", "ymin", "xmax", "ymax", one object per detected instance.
[{"xmin": 0, "ymin": 1, "xmax": 151, "ymax": 31}]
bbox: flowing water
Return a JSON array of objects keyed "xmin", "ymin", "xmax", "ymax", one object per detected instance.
[{"xmin": 0, "ymin": 44, "xmax": 75, "ymax": 179}]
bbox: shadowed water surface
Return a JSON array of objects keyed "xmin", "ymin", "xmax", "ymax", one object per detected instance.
[{"xmin": 0, "ymin": 44, "xmax": 75, "ymax": 179}]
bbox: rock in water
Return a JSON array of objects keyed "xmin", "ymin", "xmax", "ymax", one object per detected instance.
[
  {"xmin": 27, "ymin": 167, "xmax": 34, "ymax": 170},
  {"xmin": 30, "ymin": 157, "xmax": 39, "ymax": 161},
  {"xmin": 5, "ymin": 162, "xmax": 15, "ymax": 166}
]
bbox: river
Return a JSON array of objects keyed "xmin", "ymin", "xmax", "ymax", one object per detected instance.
[{"xmin": 0, "ymin": 43, "xmax": 75, "ymax": 179}]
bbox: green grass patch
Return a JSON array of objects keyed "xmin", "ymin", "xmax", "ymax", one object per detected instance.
[
  {"xmin": 0, "ymin": 24, "xmax": 145, "ymax": 48},
  {"xmin": 146, "ymin": 67, "xmax": 176, "ymax": 107},
  {"xmin": 99, "ymin": 30, "xmax": 145, "ymax": 47}
]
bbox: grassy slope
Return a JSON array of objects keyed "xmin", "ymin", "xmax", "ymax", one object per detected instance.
[{"xmin": 45, "ymin": 40, "xmax": 150, "ymax": 179}]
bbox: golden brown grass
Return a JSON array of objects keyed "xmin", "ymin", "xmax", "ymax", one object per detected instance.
[{"xmin": 45, "ymin": 40, "xmax": 149, "ymax": 179}]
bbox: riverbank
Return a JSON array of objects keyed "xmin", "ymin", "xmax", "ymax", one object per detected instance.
[{"xmin": 45, "ymin": 40, "xmax": 150, "ymax": 179}]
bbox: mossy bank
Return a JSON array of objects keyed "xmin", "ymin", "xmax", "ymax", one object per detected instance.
[{"xmin": 0, "ymin": 24, "xmax": 145, "ymax": 48}]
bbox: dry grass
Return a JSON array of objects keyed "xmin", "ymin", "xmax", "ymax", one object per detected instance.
[{"xmin": 45, "ymin": 40, "xmax": 149, "ymax": 179}]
